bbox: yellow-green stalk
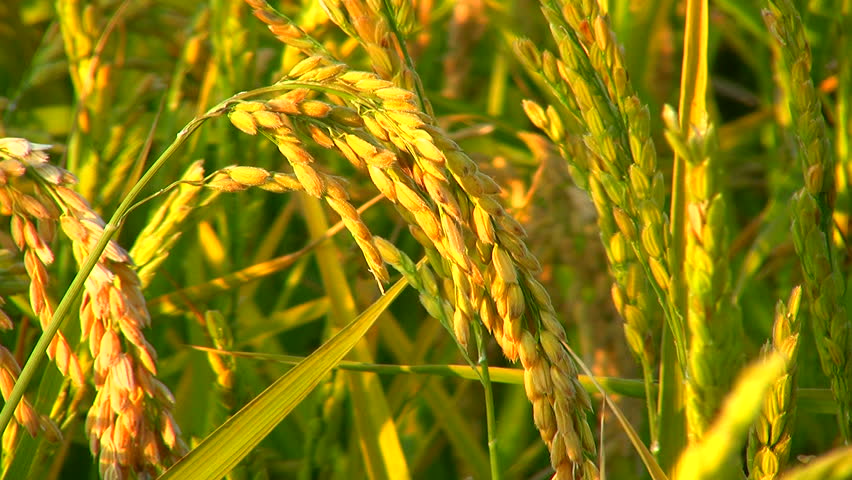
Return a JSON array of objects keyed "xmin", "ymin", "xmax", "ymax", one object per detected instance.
[
  {"xmin": 748, "ymin": 287, "xmax": 803, "ymax": 480},
  {"xmin": 663, "ymin": 107, "xmax": 744, "ymax": 440},
  {"xmin": 763, "ymin": 0, "xmax": 851, "ymax": 440}
]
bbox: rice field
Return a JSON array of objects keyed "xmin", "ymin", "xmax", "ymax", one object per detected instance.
[{"xmin": 0, "ymin": 0, "xmax": 850, "ymax": 479}]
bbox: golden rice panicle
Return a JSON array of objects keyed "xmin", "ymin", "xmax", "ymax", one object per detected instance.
[
  {"xmin": 244, "ymin": 0, "xmax": 330, "ymax": 57},
  {"xmin": 0, "ymin": 138, "xmax": 84, "ymax": 386},
  {"xmin": 226, "ymin": 100, "xmax": 390, "ymax": 284},
  {"xmin": 356, "ymin": 81, "xmax": 598, "ymax": 477},
  {"xmin": 0, "ymin": 137, "xmax": 185, "ymax": 478},
  {"xmin": 318, "ymin": 0, "xmax": 428, "ymax": 111},
  {"xmin": 342, "ymin": 71, "xmax": 599, "ymax": 477},
  {"xmin": 748, "ymin": 287, "xmax": 803, "ymax": 480},
  {"xmin": 764, "ymin": 0, "xmax": 851, "ymax": 441},
  {"xmin": 237, "ymin": 9, "xmax": 598, "ymax": 475},
  {"xmin": 68, "ymin": 212, "xmax": 188, "ymax": 478}
]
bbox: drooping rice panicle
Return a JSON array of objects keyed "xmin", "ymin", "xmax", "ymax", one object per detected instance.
[
  {"xmin": 233, "ymin": 4, "xmax": 600, "ymax": 476},
  {"xmin": 763, "ymin": 0, "xmax": 851, "ymax": 441},
  {"xmin": 520, "ymin": 88, "xmax": 661, "ymax": 442},
  {"xmin": 0, "ymin": 138, "xmax": 85, "ymax": 386},
  {"xmin": 0, "ymin": 137, "xmax": 186, "ymax": 479},
  {"xmin": 318, "ymin": 0, "xmax": 429, "ymax": 111},
  {"xmin": 748, "ymin": 286, "xmax": 803, "ymax": 480}
]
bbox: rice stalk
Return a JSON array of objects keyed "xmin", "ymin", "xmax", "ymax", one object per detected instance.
[{"xmin": 663, "ymin": 107, "xmax": 744, "ymax": 441}]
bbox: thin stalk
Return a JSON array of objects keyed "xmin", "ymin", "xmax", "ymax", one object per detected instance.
[
  {"xmin": 0, "ymin": 83, "xmax": 295, "ymax": 435},
  {"xmin": 656, "ymin": 322, "xmax": 685, "ymax": 473},
  {"xmin": 671, "ymin": 0, "xmax": 709, "ymax": 362},
  {"xmin": 474, "ymin": 321, "xmax": 501, "ymax": 480},
  {"xmin": 189, "ymin": 345, "xmax": 842, "ymax": 413},
  {"xmin": 487, "ymin": 51, "xmax": 508, "ymax": 117},
  {"xmin": 660, "ymin": 0, "xmax": 708, "ymax": 462}
]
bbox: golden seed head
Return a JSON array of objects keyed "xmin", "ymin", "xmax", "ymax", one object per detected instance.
[
  {"xmin": 277, "ymin": 141, "xmax": 314, "ymax": 164},
  {"xmin": 539, "ymin": 311, "xmax": 566, "ymax": 341},
  {"xmin": 252, "ymin": 110, "xmax": 284, "ymax": 130},
  {"xmin": 383, "ymin": 111, "xmax": 425, "ymax": 130},
  {"xmin": 505, "ymin": 283, "xmax": 525, "ymax": 319},
  {"xmin": 272, "ymin": 173, "xmax": 305, "ymax": 192},
  {"xmin": 308, "ymin": 124, "xmax": 335, "ymax": 148},
  {"xmin": 363, "ymin": 115, "xmax": 389, "ymax": 141},
  {"xmin": 345, "ymin": 134, "xmax": 378, "ymax": 159},
  {"xmin": 287, "ymin": 55, "xmax": 325, "ymax": 78},
  {"xmin": 333, "ymin": 138, "xmax": 365, "ymax": 169},
  {"xmin": 532, "ymin": 362, "xmax": 554, "ymax": 398},
  {"xmin": 207, "ymin": 174, "xmax": 248, "ymax": 192},
  {"xmin": 383, "ymin": 98, "xmax": 417, "ymax": 112},
  {"xmin": 365, "ymin": 151, "xmax": 396, "ymax": 169},
  {"xmin": 309, "ymin": 63, "xmax": 347, "ymax": 82},
  {"xmin": 453, "ymin": 308, "xmax": 469, "ymax": 349},
  {"xmin": 492, "ymin": 246, "xmax": 518, "ymax": 285},
  {"xmin": 228, "ymin": 111, "xmax": 257, "ymax": 135},
  {"xmin": 441, "ymin": 216, "xmax": 470, "ymax": 272},
  {"xmin": 475, "ymin": 173, "xmax": 502, "ymax": 195},
  {"xmin": 413, "ymin": 138, "xmax": 445, "ymax": 163},
  {"xmin": 523, "ymin": 368, "xmax": 537, "ymax": 400},
  {"xmin": 299, "ymin": 100, "xmax": 332, "ymax": 118},
  {"xmin": 457, "ymin": 173, "xmax": 483, "ymax": 197},
  {"xmin": 354, "ymin": 77, "xmax": 394, "ymax": 91},
  {"xmin": 339, "ymin": 70, "xmax": 375, "ymax": 83},
  {"xmin": 325, "ymin": 196, "xmax": 358, "ymax": 221},
  {"xmin": 373, "ymin": 236, "xmax": 402, "ymax": 266},
  {"xmin": 367, "ymin": 165, "xmax": 396, "ymax": 200},
  {"xmin": 292, "ymin": 163, "xmax": 325, "ymax": 197},
  {"xmin": 540, "ymin": 330, "xmax": 568, "ymax": 367},
  {"xmin": 266, "ymin": 97, "xmax": 301, "ymax": 115},
  {"xmin": 233, "ymin": 101, "xmax": 265, "ymax": 112},
  {"xmin": 518, "ymin": 331, "xmax": 538, "ymax": 369},
  {"xmin": 375, "ymin": 87, "xmax": 416, "ymax": 102},
  {"xmin": 533, "ymin": 399, "xmax": 556, "ymax": 441},
  {"xmin": 395, "ymin": 181, "xmax": 430, "ymax": 213},
  {"xmin": 550, "ymin": 367, "xmax": 577, "ymax": 400},
  {"xmin": 226, "ymin": 166, "xmax": 270, "ymax": 186},
  {"xmin": 323, "ymin": 176, "xmax": 350, "ymax": 200}
]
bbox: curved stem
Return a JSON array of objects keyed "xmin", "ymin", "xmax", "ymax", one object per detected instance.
[{"xmin": 0, "ymin": 83, "xmax": 293, "ymax": 435}]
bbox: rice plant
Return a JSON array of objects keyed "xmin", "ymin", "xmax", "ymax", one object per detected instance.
[{"xmin": 0, "ymin": 0, "xmax": 850, "ymax": 479}]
